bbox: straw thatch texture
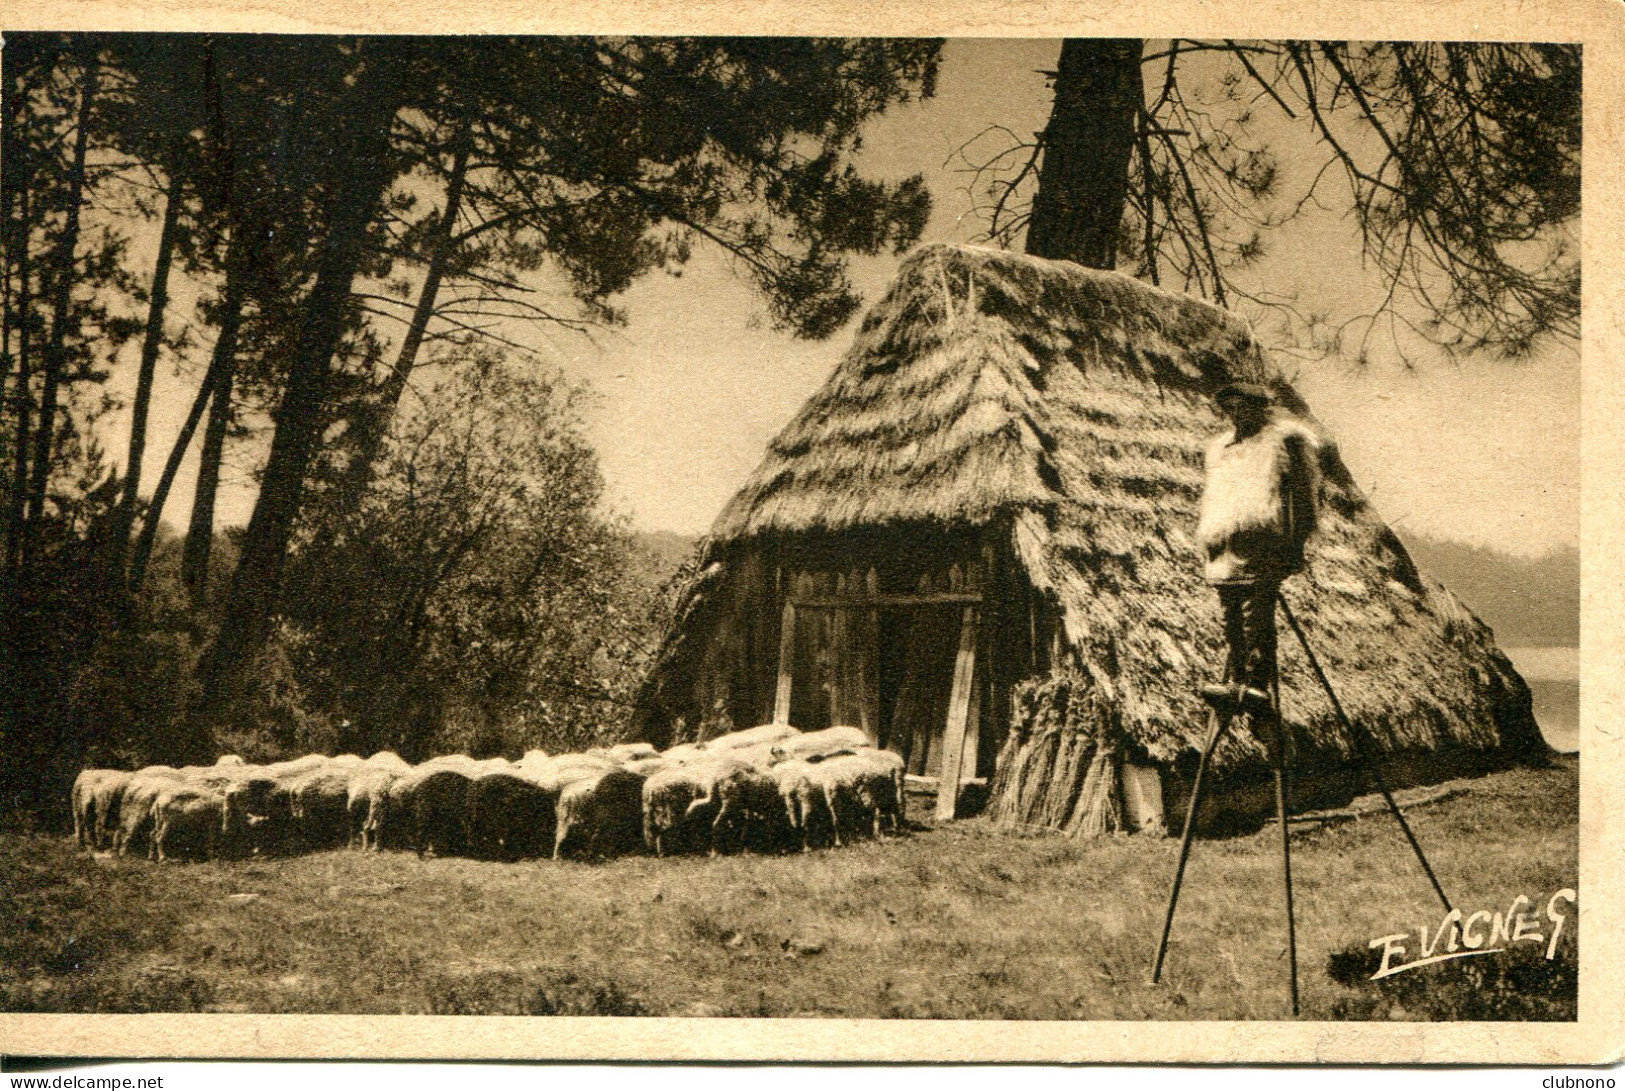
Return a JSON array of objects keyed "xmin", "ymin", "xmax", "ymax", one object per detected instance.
[
  {"xmin": 986, "ymin": 672, "xmax": 1126, "ymax": 837},
  {"xmin": 640, "ymin": 244, "xmax": 1544, "ymax": 824}
]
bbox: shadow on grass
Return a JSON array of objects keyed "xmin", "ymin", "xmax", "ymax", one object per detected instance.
[
  {"xmin": 2, "ymin": 966, "xmax": 217, "ymax": 1013},
  {"xmin": 424, "ymin": 966, "xmax": 647, "ymax": 1016}
]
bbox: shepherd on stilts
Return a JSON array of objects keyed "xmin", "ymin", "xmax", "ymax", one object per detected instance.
[
  {"xmin": 1195, "ymin": 382, "xmax": 1320, "ymax": 716},
  {"xmin": 1154, "ymin": 380, "xmax": 1322, "ymax": 1015}
]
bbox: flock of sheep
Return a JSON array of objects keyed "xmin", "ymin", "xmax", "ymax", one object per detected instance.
[{"xmin": 70, "ymin": 723, "xmax": 908, "ymax": 863}]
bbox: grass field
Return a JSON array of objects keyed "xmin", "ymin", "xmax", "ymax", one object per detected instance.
[{"xmin": 0, "ymin": 759, "xmax": 1578, "ymax": 1020}]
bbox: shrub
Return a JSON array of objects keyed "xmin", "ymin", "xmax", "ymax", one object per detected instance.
[{"xmin": 1325, "ymin": 934, "xmax": 1577, "ymax": 1020}]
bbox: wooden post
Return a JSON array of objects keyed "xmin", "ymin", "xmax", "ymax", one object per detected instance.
[
  {"xmin": 862, "ymin": 567, "xmax": 882, "ymax": 744},
  {"xmin": 961, "ymin": 660, "xmax": 982, "ymax": 784},
  {"xmin": 935, "ymin": 605, "xmax": 980, "ymax": 821},
  {"xmin": 774, "ymin": 600, "xmax": 796, "ymax": 725},
  {"xmin": 1028, "ymin": 589, "xmax": 1039, "ymax": 672},
  {"xmin": 828, "ymin": 574, "xmax": 846, "ymax": 728}
]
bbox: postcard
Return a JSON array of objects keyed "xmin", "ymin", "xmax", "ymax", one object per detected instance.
[{"xmin": 0, "ymin": 0, "xmax": 1618, "ymax": 1066}]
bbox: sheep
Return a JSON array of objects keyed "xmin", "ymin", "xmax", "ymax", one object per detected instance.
[
  {"xmin": 706, "ymin": 762, "xmax": 792, "ymax": 854},
  {"xmin": 262, "ymin": 754, "xmax": 332, "ymax": 780},
  {"xmin": 470, "ymin": 756, "xmax": 513, "ymax": 777},
  {"xmin": 89, "ymin": 770, "xmax": 134, "ymax": 850},
  {"xmin": 71, "ymin": 770, "xmax": 98, "ymax": 848},
  {"xmin": 365, "ymin": 750, "xmax": 411, "ymax": 772},
  {"xmin": 554, "ymin": 767, "xmax": 646, "ymax": 860},
  {"xmin": 220, "ymin": 772, "xmax": 291, "ymax": 857},
  {"xmin": 71, "ymin": 769, "xmax": 129, "ymax": 851},
  {"xmin": 724, "ymin": 741, "xmax": 791, "ymax": 771},
  {"xmin": 769, "ymin": 759, "xmax": 822, "ymax": 851},
  {"xmin": 385, "ymin": 767, "xmax": 436, "ymax": 850},
  {"xmin": 151, "ymin": 784, "xmax": 225, "ymax": 862},
  {"xmin": 176, "ymin": 764, "xmax": 247, "ymax": 790},
  {"xmin": 512, "ymin": 748, "xmax": 550, "ymax": 774},
  {"xmin": 379, "ymin": 763, "xmax": 468, "ymax": 851},
  {"xmin": 465, "ymin": 772, "xmax": 556, "ymax": 860},
  {"xmin": 215, "ymin": 754, "xmax": 246, "ymax": 767},
  {"xmin": 592, "ymin": 741, "xmax": 659, "ymax": 765},
  {"xmin": 641, "ymin": 754, "xmax": 751, "ymax": 856},
  {"xmin": 621, "ymin": 756, "xmax": 668, "ymax": 779},
  {"xmin": 659, "ymin": 742, "xmax": 709, "ymax": 765},
  {"xmin": 518, "ymin": 752, "xmax": 618, "ymax": 791},
  {"xmin": 346, "ymin": 768, "xmax": 401, "ymax": 851},
  {"xmin": 510, "ymin": 750, "xmax": 553, "ymax": 782},
  {"xmin": 813, "ymin": 749, "xmax": 905, "ymax": 843},
  {"xmin": 772, "ymin": 725, "xmax": 871, "ymax": 761},
  {"xmin": 774, "ymin": 748, "xmax": 904, "ymax": 850},
  {"xmin": 417, "ymin": 754, "xmax": 475, "ymax": 772},
  {"xmin": 410, "ymin": 768, "xmax": 474, "ymax": 858},
  {"xmin": 286, "ymin": 766, "xmax": 355, "ymax": 850},
  {"xmin": 114, "ymin": 767, "xmax": 184, "ymax": 858},
  {"xmin": 852, "ymin": 747, "xmax": 907, "ymax": 835},
  {"xmin": 704, "ymin": 723, "xmax": 801, "ymax": 752}
]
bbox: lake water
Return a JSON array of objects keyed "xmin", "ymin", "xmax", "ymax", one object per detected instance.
[
  {"xmin": 1504, "ymin": 646, "xmax": 1579, "ymax": 753},
  {"xmin": 1502, "ymin": 646, "xmax": 1579, "ymax": 683}
]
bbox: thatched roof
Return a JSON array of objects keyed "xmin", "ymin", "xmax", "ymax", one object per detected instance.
[{"xmin": 651, "ymin": 244, "xmax": 1544, "ymax": 776}]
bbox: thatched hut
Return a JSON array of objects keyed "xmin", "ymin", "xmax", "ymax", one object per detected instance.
[{"xmin": 634, "ymin": 244, "xmax": 1545, "ymax": 834}]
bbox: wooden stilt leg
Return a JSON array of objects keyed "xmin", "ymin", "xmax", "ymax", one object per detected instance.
[
  {"xmin": 1269, "ymin": 669, "xmax": 1300, "ymax": 1016},
  {"xmin": 1152, "ymin": 698, "xmax": 1234, "ymax": 984},
  {"xmin": 1278, "ymin": 594, "xmax": 1452, "ymax": 913}
]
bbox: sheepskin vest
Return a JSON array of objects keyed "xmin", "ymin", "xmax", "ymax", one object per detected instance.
[{"xmin": 1196, "ymin": 416, "xmax": 1320, "ymax": 585}]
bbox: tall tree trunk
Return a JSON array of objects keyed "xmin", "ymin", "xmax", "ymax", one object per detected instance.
[
  {"xmin": 1025, "ymin": 39, "xmax": 1143, "ymax": 269},
  {"xmin": 1, "ymin": 231, "xmax": 13, "ymax": 524},
  {"xmin": 2, "ymin": 47, "xmax": 39, "ymax": 584},
  {"xmin": 110, "ymin": 176, "xmax": 182, "ymax": 583},
  {"xmin": 180, "ymin": 353, "xmax": 233, "ymax": 601},
  {"xmin": 3, "ymin": 189, "xmax": 34, "ymax": 581},
  {"xmin": 341, "ymin": 138, "xmax": 470, "ymax": 510},
  {"xmin": 198, "ymin": 60, "xmax": 409, "ymax": 710},
  {"xmin": 127, "ymin": 255, "xmax": 247, "ymax": 595},
  {"xmin": 22, "ymin": 52, "xmax": 99, "ymax": 566}
]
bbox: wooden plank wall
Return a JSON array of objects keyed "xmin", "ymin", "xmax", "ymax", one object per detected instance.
[{"xmin": 667, "ymin": 528, "xmax": 1043, "ymax": 818}]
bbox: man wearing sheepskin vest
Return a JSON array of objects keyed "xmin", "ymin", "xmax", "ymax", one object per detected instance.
[{"xmin": 1195, "ymin": 382, "xmax": 1321, "ymax": 717}]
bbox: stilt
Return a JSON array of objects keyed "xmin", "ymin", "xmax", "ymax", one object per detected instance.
[
  {"xmin": 1277, "ymin": 594, "xmax": 1453, "ymax": 913},
  {"xmin": 1153, "ymin": 593, "xmax": 1454, "ymax": 1017},
  {"xmin": 1268, "ymin": 672, "xmax": 1299, "ymax": 1015},
  {"xmin": 1153, "ymin": 659, "xmax": 1301, "ymax": 1017},
  {"xmin": 1151, "ymin": 678, "xmax": 1234, "ymax": 986}
]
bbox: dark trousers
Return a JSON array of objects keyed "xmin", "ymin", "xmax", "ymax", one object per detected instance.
[{"xmin": 1217, "ymin": 580, "xmax": 1279, "ymax": 693}]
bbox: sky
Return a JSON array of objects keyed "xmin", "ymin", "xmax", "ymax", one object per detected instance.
[{"xmin": 106, "ymin": 38, "xmax": 1581, "ymax": 559}]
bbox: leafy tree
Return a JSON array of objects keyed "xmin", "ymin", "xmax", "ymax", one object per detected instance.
[
  {"xmin": 1, "ymin": 34, "xmax": 940, "ymax": 810},
  {"xmin": 0, "ymin": 34, "xmax": 153, "ymax": 810},
  {"xmin": 2, "ymin": 35, "xmax": 140, "ymax": 588},
  {"xmin": 966, "ymin": 39, "xmax": 1579, "ymax": 360},
  {"xmin": 279, "ymin": 350, "xmax": 630, "ymax": 759},
  {"xmin": 93, "ymin": 35, "xmax": 212, "ymax": 589},
  {"xmin": 191, "ymin": 38, "xmax": 415, "ymax": 707},
  {"xmin": 197, "ymin": 35, "xmax": 941, "ymax": 714}
]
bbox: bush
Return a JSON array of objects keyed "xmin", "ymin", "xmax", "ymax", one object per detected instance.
[
  {"xmin": 281, "ymin": 352, "xmax": 648, "ymax": 762},
  {"xmin": 1325, "ymin": 933, "xmax": 1577, "ymax": 1020},
  {"xmin": 66, "ymin": 626, "xmax": 206, "ymax": 769}
]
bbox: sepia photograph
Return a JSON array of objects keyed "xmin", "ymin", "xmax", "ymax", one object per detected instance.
[{"xmin": 0, "ymin": 1, "xmax": 1617, "ymax": 1064}]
